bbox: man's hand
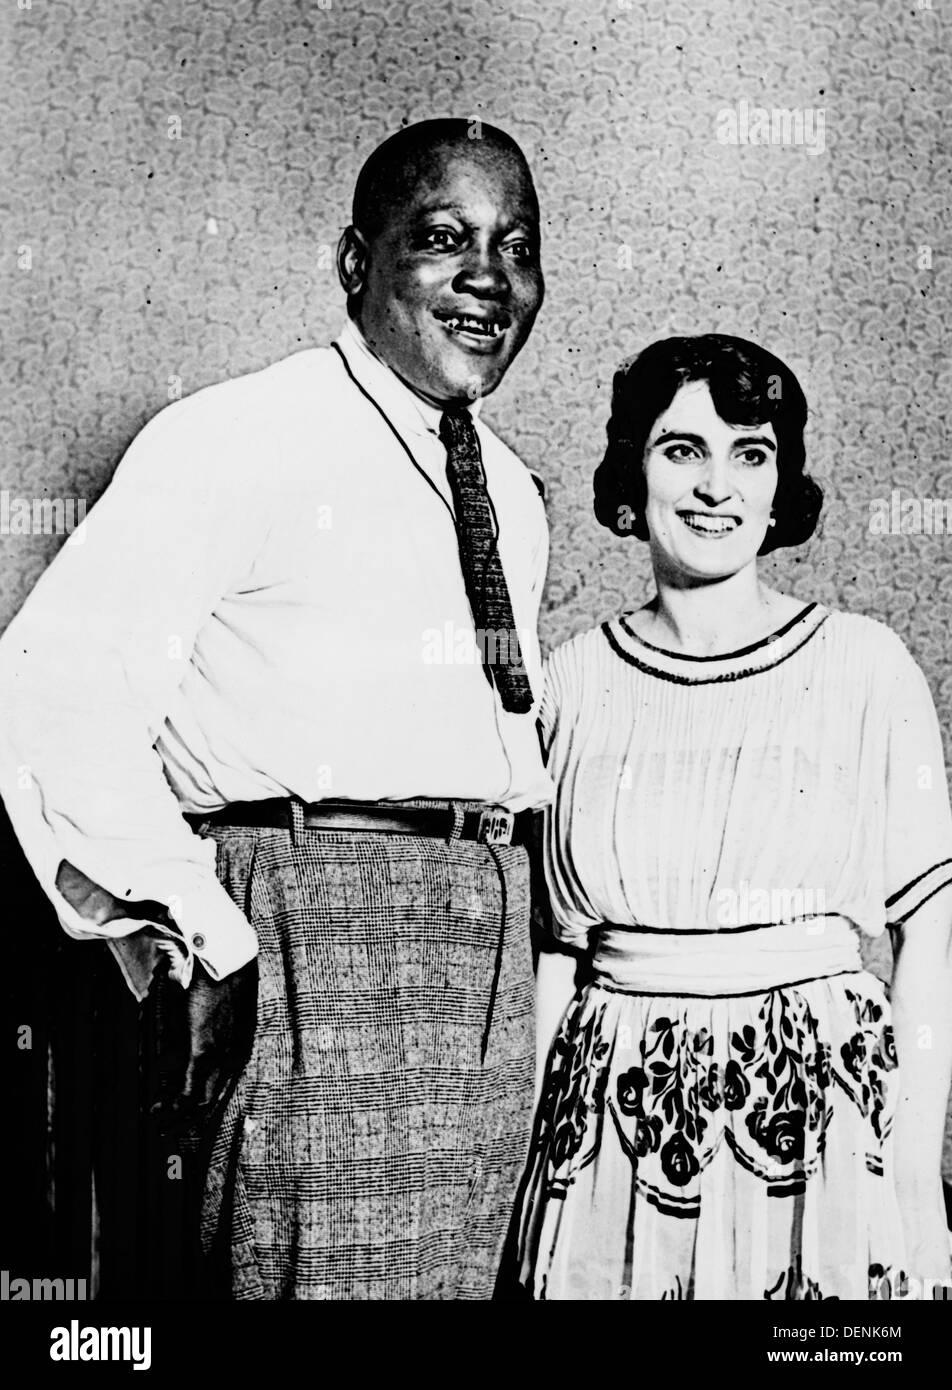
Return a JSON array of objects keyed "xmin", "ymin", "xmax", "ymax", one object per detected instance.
[
  {"xmin": 154, "ymin": 958, "xmax": 259, "ymax": 1139},
  {"xmin": 55, "ymin": 858, "xmax": 259, "ymax": 1136},
  {"xmin": 56, "ymin": 857, "xmax": 180, "ymax": 995}
]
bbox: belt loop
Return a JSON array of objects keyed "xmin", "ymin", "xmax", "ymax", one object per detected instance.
[
  {"xmin": 448, "ymin": 801, "xmax": 466, "ymax": 842},
  {"xmin": 289, "ymin": 797, "xmax": 306, "ymax": 844}
]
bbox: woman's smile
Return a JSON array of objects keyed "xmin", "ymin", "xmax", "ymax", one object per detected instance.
[{"xmin": 677, "ymin": 509, "xmax": 741, "ymax": 536}]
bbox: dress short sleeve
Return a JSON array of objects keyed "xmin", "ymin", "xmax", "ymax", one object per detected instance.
[
  {"xmin": 883, "ymin": 641, "xmax": 952, "ymax": 926},
  {"xmin": 537, "ymin": 651, "xmax": 560, "ymax": 756},
  {"xmin": 537, "ymin": 639, "xmax": 599, "ymax": 954}
]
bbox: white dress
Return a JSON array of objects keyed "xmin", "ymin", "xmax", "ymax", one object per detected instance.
[{"xmin": 516, "ymin": 603, "xmax": 952, "ymax": 1300}]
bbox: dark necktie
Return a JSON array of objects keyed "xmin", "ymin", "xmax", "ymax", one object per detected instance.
[{"xmin": 439, "ymin": 409, "xmax": 534, "ymax": 715}]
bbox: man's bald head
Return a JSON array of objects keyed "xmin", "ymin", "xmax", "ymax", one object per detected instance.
[{"xmin": 351, "ymin": 118, "xmax": 539, "ymax": 243}]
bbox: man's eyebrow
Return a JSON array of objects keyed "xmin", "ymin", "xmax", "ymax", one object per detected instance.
[{"xmin": 411, "ymin": 202, "xmax": 538, "ymax": 229}]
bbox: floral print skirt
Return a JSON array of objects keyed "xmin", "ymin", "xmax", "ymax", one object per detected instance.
[{"xmin": 516, "ymin": 971, "xmax": 906, "ymax": 1299}]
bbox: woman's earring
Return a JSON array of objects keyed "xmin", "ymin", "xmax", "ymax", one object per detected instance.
[{"xmin": 768, "ymin": 512, "xmax": 777, "ymax": 528}]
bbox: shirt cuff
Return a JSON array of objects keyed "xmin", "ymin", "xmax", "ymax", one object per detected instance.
[
  {"xmin": 52, "ymin": 875, "xmax": 259, "ymax": 992},
  {"xmin": 168, "ymin": 880, "xmax": 259, "ymax": 982}
]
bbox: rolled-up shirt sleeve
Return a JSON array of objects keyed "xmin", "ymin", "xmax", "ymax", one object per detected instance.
[
  {"xmin": 0, "ymin": 394, "xmax": 264, "ymax": 991},
  {"xmin": 882, "ymin": 639, "xmax": 952, "ymax": 927}
]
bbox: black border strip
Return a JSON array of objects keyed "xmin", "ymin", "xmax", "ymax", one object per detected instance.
[
  {"xmin": 618, "ymin": 602, "xmax": 818, "ymax": 662},
  {"xmin": 886, "ymin": 873, "xmax": 952, "ymax": 929},
  {"xmin": 884, "ymin": 858, "xmax": 952, "ymax": 908},
  {"xmin": 602, "ymin": 611, "xmax": 830, "ymax": 685}
]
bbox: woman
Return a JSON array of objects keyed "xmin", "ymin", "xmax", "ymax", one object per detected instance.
[{"xmin": 516, "ymin": 334, "xmax": 952, "ymax": 1300}]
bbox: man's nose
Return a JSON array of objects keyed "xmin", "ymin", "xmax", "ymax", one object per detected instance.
[{"xmin": 452, "ymin": 244, "xmax": 511, "ymax": 299}]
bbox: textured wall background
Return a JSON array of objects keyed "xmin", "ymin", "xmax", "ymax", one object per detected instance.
[
  {"xmin": 3, "ymin": 0, "xmax": 950, "ymax": 704},
  {"xmin": 2, "ymin": 0, "xmax": 952, "ymax": 1189}
]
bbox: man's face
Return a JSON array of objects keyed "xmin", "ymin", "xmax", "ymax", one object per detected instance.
[{"xmin": 346, "ymin": 142, "xmax": 544, "ymax": 406}]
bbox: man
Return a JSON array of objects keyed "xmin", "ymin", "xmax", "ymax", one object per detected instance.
[{"xmin": 0, "ymin": 119, "xmax": 551, "ymax": 1299}]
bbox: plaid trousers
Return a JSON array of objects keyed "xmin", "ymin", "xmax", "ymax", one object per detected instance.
[{"xmin": 196, "ymin": 804, "xmax": 535, "ymax": 1300}]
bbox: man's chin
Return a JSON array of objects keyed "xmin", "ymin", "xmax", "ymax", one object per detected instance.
[
  {"xmin": 423, "ymin": 366, "xmax": 505, "ymax": 407},
  {"xmin": 370, "ymin": 340, "xmax": 509, "ymax": 407}
]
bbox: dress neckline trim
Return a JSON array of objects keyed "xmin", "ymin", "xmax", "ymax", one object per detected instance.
[
  {"xmin": 602, "ymin": 603, "xmax": 830, "ymax": 685},
  {"xmin": 618, "ymin": 601, "xmax": 818, "ymax": 662}
]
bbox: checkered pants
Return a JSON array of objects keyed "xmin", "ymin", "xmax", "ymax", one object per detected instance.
[{"xmin": 196, "ymin": 804, "xmax": 534, "ymax": 1300}]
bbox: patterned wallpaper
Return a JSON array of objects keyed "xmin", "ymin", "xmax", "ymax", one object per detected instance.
[{"xmin": 4, "ymin": 0, "xmax": 950, "ymax": 685}]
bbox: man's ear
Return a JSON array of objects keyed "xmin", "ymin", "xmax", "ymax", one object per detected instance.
[{"xmin": 337, "ymin": 225, "xmax": 369, "ymax": 299}]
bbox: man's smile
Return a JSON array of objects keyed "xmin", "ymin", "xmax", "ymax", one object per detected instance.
[{"xmin": 434, "ymin": 308, "xmax": 510, "ymax": 352}]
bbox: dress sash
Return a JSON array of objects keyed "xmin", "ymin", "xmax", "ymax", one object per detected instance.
[{"xmin": 591, "ymin": 917, "xmax": 862, "ymax": 996}]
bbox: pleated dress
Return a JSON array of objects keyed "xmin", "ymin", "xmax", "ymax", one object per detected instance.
[{"xmin": 516, "ymin": 603, "xmax": 952, "ymax": 1300}]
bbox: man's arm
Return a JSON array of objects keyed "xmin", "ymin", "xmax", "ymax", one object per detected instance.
[{"xmin": 0, "ymin": 392, "xmax": 264, "ymax": 993}]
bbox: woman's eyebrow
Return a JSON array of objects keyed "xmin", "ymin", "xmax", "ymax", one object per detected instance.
[
  {"xmin": 732, "ymin": 435, "xmax": 777, "ymax": 451},
  {"xmin": 652, "ymin": 430, "xmax": 707, "ymax": 448}
]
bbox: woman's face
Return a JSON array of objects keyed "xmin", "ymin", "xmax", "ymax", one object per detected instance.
[{"xmin": 641, "ymin": 380, "xmax": 779, "ymax": 583}]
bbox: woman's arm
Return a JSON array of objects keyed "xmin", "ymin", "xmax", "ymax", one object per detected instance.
[
  {"xmin": 890, "ymin": 883, "xmax": 952, "ymax": 1286},
  {"xmin": 535, "ymin": 947, "xmax": 582, "ymax": 1104}
]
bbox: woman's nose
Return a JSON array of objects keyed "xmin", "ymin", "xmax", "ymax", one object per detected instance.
[{"xmin": 694, "ymin": 455, "xmax": 732, "ymax": 505}]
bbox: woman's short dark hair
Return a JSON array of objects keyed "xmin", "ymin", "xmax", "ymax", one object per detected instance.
[{"xmin": 593, "ymin": 334, "xmax": 823, "ymax": 555}]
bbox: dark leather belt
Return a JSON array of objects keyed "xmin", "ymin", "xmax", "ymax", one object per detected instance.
[{"xmin": 187, "ymin": 798, "xmax": 533, "ymax": 848}]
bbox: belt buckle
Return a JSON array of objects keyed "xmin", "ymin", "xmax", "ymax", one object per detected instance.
[{"xmin": 477, "ymin": 806, "xmax": 514, "ymax": 846}]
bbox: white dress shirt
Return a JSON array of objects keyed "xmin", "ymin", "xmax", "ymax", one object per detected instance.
[{"xmin": 0, "ymin": 320, "xmax": 552, "ymax": 991}]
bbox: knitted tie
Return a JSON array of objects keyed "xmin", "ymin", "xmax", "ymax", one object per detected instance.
[{"xmin": 439, "ymin": 409, "xmax": 534, "ymax": 714}]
